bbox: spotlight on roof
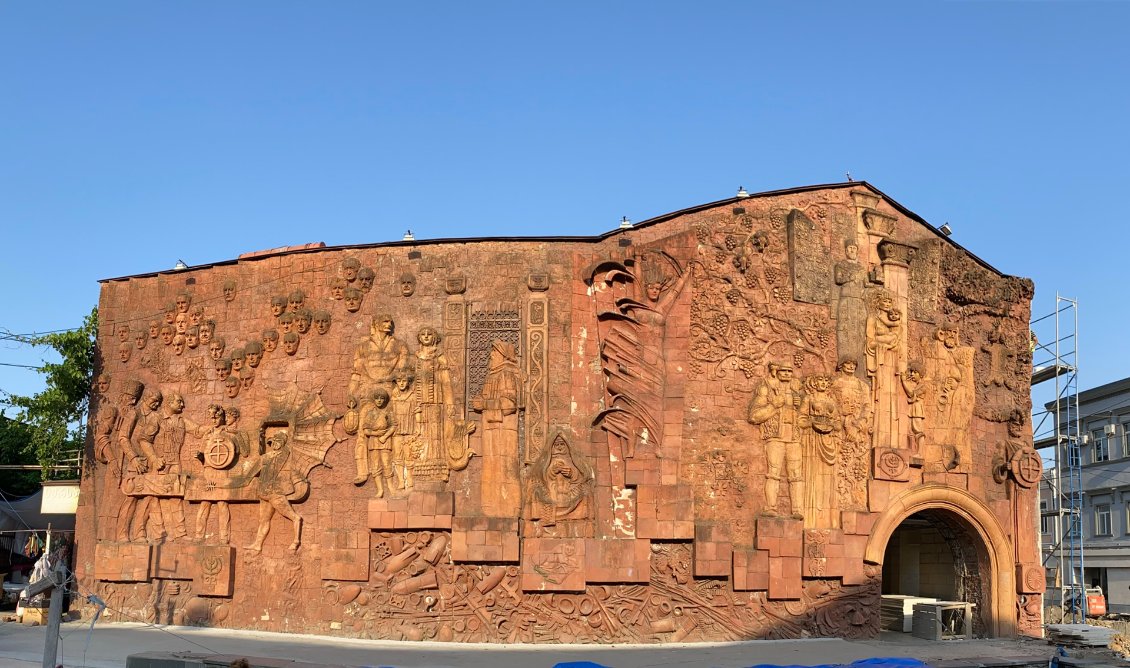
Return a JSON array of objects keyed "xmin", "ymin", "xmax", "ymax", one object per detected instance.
[
  {"xmin": 402, "ymin": 230, "xmax": 415, "ymax": 241},
  {"xmin": 736, "ymin": 186, "xmax": 749, "ymax": 199},
  {"xmin": 173, "ymin": 259, "xmax": 188, "ymax": 271},
  {"xmin": 939, "ymin": 223, "xmax": 953, "ymax": 237},
  {"xmin": 619, "ymin": 216, "xmax": 632, "ymax": 229}
]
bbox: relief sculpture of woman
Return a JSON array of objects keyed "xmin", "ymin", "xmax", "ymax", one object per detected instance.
[
  {"xmin": 413, "ymin": 327, "xmax": 474, "ymax": 482},
  {"xmin": 593, "ymin": 252, "xmax": 695, "ymax": 459},
  {"xmin": 798, "ymin": 373, "xmax": 840, "ymax": 529}
]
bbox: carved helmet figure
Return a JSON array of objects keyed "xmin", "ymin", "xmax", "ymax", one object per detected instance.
[
  {"xmin": 262, "ymin": 329, "xmax": 279, "ymax": 353},
  {"xmin": 282, "ymin": 331, "xmax": 300, "ymax": 356},
  {"xmin": 357, "ymin": 267, "xmax": 375, "ymax": 293},
  {"xmin": 313, "ymin": 310, "xmax": 332, "ymax": 335},
  {"xmin": 121, "ymin": 378, "xmax": 144, "ymax": 405},
  {"xmin": 342, "ymin": 257, "xmax": 361, "ymax": 282}
]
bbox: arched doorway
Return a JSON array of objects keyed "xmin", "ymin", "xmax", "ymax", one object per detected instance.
[
  {"xmin": 880, "ymin": 510, "xmax": 990, "ymax": 635},
  {"xmin": 866, "ymin": 485, "xmax": 1018, "ymax": 637}
]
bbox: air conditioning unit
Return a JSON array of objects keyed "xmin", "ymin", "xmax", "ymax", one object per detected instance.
[{"xmin": 1105, "ymin": 424, "xmax": 1118, "ymax": 436}]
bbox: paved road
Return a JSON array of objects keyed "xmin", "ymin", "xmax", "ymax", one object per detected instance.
[{"xmin": 0, "ymin": 620, "xmax": 1057, "ymax": 668}]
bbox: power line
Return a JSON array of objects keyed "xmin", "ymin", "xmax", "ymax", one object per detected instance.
[
  {"xmin": 0, "ymin": 361, "xmax": 42, "ymax": 369},
  {"xmin": 0, "ymin": 327, "xmax": 82, "ymax": 343}
]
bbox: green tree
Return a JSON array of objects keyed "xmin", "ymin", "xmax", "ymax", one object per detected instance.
[
  {"xmin": 0, "ymin": 412, "xmax": 39, "ymax": 496},
  {"xmin": 1, "ymin": 308, "xmax": 98, "ymax": 480}
]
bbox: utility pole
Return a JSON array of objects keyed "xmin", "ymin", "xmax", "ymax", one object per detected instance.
[{"xmin": 24, "ymin": 560, "xmax": 66, "ymax": 668}]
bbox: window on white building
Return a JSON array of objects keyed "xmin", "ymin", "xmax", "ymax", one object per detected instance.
[
  {"xmin": 1094, "ymin": 431, "xmax": 1110, "ymax": 463},
  {"xmin": 1096, "ymin": 504, "xmax": 1113, "ymax": 536}
]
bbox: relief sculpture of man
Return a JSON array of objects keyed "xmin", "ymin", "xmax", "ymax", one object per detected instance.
[
  {"xmin": 923, "ymin": 325, "xmax": 975, "ymax": 471},
  {"xmin": 833, "ymin": 239, "xmax": 867, "ymax": 372},
  {"xmin": 152, "ymin": 392, "xmax": 189, "ymax": 541},
  {"xmin": 349, "ymin": 314, "xmax": 408, "ymax": 400},
  {"xmin": 472, "ymin": 340, "xmax": 522, "ymax": 517},
  {"xmin": 113, "ymin": 380, "xmax": 145, "ymax": 541},
  {"xmin": 125, "ymin": 389, "xmax": 164, "ymax": 542},
  {"xmin": 747, "ymin": 363, "xmax": 803, "ymax": 518}
]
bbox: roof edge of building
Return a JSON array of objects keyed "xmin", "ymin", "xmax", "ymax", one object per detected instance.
[{"xmin": 99, "ymin": 181, "xmax": 1013, "ymax": 283}]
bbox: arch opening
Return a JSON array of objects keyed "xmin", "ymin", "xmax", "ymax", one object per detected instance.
[
  {"xmin": 865, "ymin": 485, "xmax": 1017, "ymax": 638},
  {"xmin": 880, "ymin": 509, "xmax": 991, "ymax": 637}
]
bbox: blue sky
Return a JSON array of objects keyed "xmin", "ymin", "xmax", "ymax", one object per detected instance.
[{"xmin": 1, "ymin": 1, "xmax": 1127, "ymax": 407}]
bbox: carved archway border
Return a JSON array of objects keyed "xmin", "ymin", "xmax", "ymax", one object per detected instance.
[{"xmin": 864, "ymin": 484, "xmax": 1017, "ymax": 637}]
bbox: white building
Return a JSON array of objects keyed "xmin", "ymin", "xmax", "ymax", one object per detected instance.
[{"xmin": 1041, "ymin": 376, "xmax": 1130, "ymax": 613}]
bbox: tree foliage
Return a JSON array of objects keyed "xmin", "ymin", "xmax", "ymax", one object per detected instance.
[
  {"xmin": 2, "ymin": 307, "xmax": 98, "ymax": 479},
  {"xmin": 0, "ymin": 413, "xmax": 39, "ymax": 496}
]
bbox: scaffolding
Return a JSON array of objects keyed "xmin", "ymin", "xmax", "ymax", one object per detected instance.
[{"xmin": 1031, "ymin": 295, "xmax": 1083, "ymax": 623}]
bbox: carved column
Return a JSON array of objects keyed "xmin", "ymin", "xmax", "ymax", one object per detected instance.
[
  {"xmin": 875, "ymin": 239, "xmax": 917, "ymax": 453},
  {"xmin": 526, "ymin": 273, "xmax": 549, "ymax": 464},
  {"xmin": 443, "ymin": 276, "xmax": 467, "ymax": 402}
]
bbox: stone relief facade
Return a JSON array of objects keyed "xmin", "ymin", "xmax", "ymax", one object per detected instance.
[{"xmin": 77, "ymin": 184, "xmax": 1038, "ymax": 642}]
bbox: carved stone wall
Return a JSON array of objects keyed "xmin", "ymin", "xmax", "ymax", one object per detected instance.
[{"xmin": 76, "ymin": 183, "xmax": 1037, "ymax": 641}]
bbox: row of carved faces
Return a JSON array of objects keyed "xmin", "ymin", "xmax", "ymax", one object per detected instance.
[
  {"xmin": 113, "ymin": 256, "xmax": 422, "ymax": 364},
  {"xmin": 268, "ymin": 292, "xmax": 334, "ymax": 334}
]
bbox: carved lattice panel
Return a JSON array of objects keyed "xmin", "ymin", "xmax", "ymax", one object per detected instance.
[{"xmin": 466, "ymin": 306, "xmax": 522, "ymax": 402}]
